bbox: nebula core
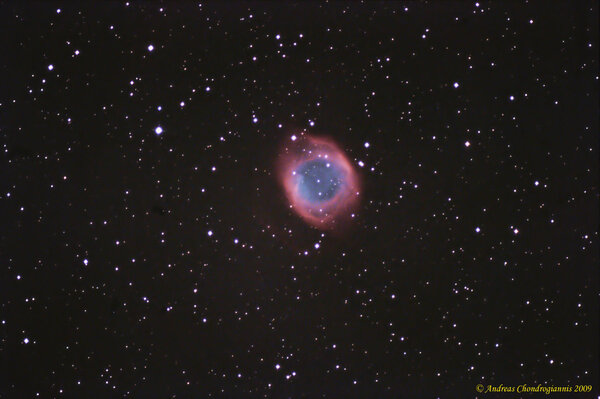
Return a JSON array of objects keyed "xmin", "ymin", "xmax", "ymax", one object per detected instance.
[{"xmin": 278, "ymin": 135, "xmax": 361, "ymax": 229}]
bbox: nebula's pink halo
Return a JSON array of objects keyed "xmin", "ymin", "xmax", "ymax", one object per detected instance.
[{"xmin": 277, "ymin": 134, "xmax": 361, "ymax": 230}]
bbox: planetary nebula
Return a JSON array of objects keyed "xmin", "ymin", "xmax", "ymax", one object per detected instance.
[{"xmin": 278, "ymin": 135, "xmax": 360, "ymax": 229}]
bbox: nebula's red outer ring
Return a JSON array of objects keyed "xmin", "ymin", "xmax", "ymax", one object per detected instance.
[{"xmin": 277, "ymin": 135, "xmax": 361, "ymax": 229}]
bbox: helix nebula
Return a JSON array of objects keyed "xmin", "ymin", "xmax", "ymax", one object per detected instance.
[{"xmin": 277, "ymin": 135, "xmax": 361, "ymax": 229}]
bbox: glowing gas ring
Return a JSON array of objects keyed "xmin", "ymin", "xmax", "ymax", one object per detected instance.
[{"xmin": 278, "ymin": 135, "xmax": 360, "ymax": 229}]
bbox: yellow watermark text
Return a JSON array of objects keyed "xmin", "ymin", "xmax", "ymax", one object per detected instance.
[{"xmin": 475, "ymin": 383, "xmax": 593, "ymax": 394}]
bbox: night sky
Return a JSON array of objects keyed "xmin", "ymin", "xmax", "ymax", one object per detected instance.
[{"xmin": 1, "ymin": 2, "xmax": 598, "ymax": 398}]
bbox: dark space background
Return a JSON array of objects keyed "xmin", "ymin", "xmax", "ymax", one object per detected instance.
[{"xmin": 0, "ymin": 1, "xmax": 598, "ymax": 398}]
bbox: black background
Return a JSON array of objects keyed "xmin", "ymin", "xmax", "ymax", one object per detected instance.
[{"xmin": 0, "ymin": 2, "xmax": 598, "ymax": 398}]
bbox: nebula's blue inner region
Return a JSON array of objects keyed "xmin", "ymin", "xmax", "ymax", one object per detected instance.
[{"xmin": 294, "ymin": 159, "xmax": 344, "ymax": 203}]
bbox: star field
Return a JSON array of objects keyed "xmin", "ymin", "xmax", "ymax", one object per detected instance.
[{"xmin": 0, "ymin": 2, "xmax": 598, "ymax": 398}]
